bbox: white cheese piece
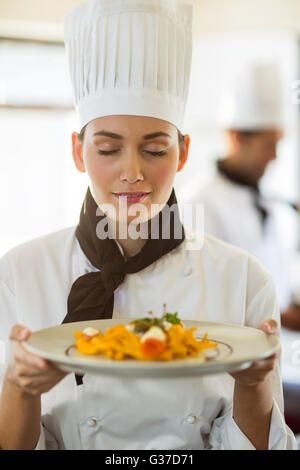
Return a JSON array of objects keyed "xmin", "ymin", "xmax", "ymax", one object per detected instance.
[
  {"xmin": 162, "ymin": 320, "xmax": 172, "ymax": 331},
  {"xmin": 141, "ymin": 326, "xmax": 166, "ymax": 343},
  {"xmin": 125, "ymin": 324, "xmax": 135, "ymax": 333},
  {"xmin": 83, "ymin": 327, "xmax": 99, "ymax": 336}
]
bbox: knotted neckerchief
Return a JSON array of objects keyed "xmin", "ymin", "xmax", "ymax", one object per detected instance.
[
  {"xmin": 62, "ymin": 186, "xmax": 185, "ymax": 384},
  {"xmin": 217, "ymin": 159, "xmax": 268, "ymax": 225}
]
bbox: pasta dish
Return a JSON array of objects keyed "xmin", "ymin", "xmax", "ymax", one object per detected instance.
[{"xmin": 74, "ymin": 309, "xmax": 217, "ymax": 361}]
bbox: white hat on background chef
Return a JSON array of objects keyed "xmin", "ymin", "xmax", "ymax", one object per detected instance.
[
  {"xmin": 64, "ymin": 0, "xmax": 193, "ymax": 131},
  {"xmin": 218, "ymin": 63, "xmax": 285, "ymax": 131}
]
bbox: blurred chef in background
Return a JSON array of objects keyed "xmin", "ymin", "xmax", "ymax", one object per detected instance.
[{"xmin": 188, "ymin": 63, "xmax": 300, "ymax": 330}]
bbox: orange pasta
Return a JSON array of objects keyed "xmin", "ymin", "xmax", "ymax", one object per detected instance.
[{"xmin": 74, "ymin": 316, "xmax": 217, "ymax": 361}]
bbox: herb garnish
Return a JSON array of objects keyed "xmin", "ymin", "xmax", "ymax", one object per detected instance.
[
  {"xmin": 163, "ymin": 312, "xmax": 180, "ymax": 325},
  {"xmin": 132, "ymin": 311, "xmax": 181, "ymax": 333}
]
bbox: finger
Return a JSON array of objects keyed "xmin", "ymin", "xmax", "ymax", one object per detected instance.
[
  {"xmin": 15, "ymin": 363, "xmax": 65, "ymax": 380},
  {"xmin": 259, "ymin": 319, "xmax": 278, "ymax": 335},
  {"xmin": 260, "ymin": 319, "xmax": 277, "ymax": 334},
  {"xmin": 12, "ymin": 342, "xmax": 47, "ymax": 370},
  {"xmin": 9, "ymin": 325, "xmax": 47, "ymax": 369},
  {"xmin": 9, "ymin": 324, "xmax": 31, "ymax": 342},
  {"xmin": 14, "ymin": 362, "xmax": 48, "ymax": 379},
  {"xmin": 16, "ymin": 372, "xmax": 66, "ymax": 395}
]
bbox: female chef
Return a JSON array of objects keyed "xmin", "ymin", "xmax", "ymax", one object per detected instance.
[{"xmin": 0, "ymin": 0, "xmax": 296, "ymax": 450}]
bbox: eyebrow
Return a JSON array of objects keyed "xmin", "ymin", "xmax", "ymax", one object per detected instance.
[
  {"xmin": 92, "ymin": 131, "xmax": 171, "ymax": 140},
  {"xmin": 143, "ymin": 132, "xmax": 171, "ymax": 140}
]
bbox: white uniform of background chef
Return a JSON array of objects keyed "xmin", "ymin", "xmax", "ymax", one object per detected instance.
[
  {"xmin": 187, "ymin": 64, "xmax": 300, "ymax": 438},
  {"xmin": 0, "ymin": 0, "xmax": 296, "ymax": 450},
  {"xmin": 188, "ymin": 64, "xmax": 299, "ymax": 316}
]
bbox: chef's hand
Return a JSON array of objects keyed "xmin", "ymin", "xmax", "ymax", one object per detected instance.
[
  {"xmin": 229, "ymin": 319, "xmax": 280, "ymax": 387},
  {"xmin": 5, "ymin": 324, "xmax": 68, "ymax": 396}
]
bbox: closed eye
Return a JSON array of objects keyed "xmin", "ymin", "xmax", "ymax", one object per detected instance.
[
  {"xmin": 97, "ymin": 150, "xmax": 167, "ymax": 156},
  {"xmin": 144, "ymin": 150, "xmax": 167, "ymax": 156},
  {"xmin": 97, "ymin": 150, "xmax": 120, "ymax": 155}
]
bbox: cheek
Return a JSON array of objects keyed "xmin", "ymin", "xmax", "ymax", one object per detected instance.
[
  {"xmin": 249, "ymin": 143, "xmax": 264, "ymax": 164},
  {"xmin": 84, "ymin": 157, "xmax": 113, "ymax": 188},
  {"xmin": 149, "ymin": 160, "xmax": 177, "ymax": 187},
  {"xmin": 148, "ymin": 161, "xmax": 177, "ymax": 209}
]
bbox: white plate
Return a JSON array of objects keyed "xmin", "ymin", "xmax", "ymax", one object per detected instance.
[{"xmin": 23, "ymin": 319, "xmax": 280, "ymax": 378}]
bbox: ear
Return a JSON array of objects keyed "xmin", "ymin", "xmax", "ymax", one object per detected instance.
[
  {"xmin": 72, "ymin": 132, "xmax": 86, "ymax": 173},
  {"xmin": 177, "ymin": 134, "xmax": 190, "ymax": 173}
]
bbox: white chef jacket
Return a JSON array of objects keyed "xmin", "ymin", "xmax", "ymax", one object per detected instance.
[
  {"xmin": 0, "ymin": 226, "xmax": 297, "ymax": 450},
  {"xmin": 187, "ymin": 171, "xmax": 299, "ymax": 312}
]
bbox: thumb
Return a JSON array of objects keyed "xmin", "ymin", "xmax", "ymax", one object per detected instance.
[
  {"xmin": 258, "ymin": 319, "xmax": 278, "ymax": 335},
  {"xmin": 9, "ymin": 324, "xmax": 31, "ymax": 342}
]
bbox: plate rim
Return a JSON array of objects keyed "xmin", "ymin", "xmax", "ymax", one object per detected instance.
[{"xmin": 23, "ymin": 319, "xmax": 280, "ymax": 376}]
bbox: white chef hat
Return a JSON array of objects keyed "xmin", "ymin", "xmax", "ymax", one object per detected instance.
[
  {"xmin": 218, "ymin": 63, "xmax": 284, "ymax": 131},
  {"xmin": 64, "ymin": 0, "xmax": 193, "ymax": 131}
]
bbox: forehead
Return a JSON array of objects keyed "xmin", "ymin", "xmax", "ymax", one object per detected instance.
[{"xmin": 85, "ymin": 115, "xmax": 178, "ymax": 139}]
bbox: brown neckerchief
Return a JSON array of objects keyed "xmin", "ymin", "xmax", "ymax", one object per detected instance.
[{"xmin": 62, "ymin": 186, "xmax": 185, "ymax": 384}]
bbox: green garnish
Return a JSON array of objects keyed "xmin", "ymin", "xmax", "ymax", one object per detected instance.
[
  {"xmin": 133, "ymin": 318, "xmax": 157, "ymax": 333},
  {"xmin": 132, "ymin": 311, "xmax": 181, "ymax": 333},
  {"xmin": 162, "ymin": 312, "xmax": 181, "ymax": 325}
]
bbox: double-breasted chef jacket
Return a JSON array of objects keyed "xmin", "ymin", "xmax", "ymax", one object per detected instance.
[
  {"xmin": 188, "ymin": 170, "xmax": 299, "ymax": 312},
  {"xmin": 0, "ymin": 226, "xmax": 297, "ymax": 449}
]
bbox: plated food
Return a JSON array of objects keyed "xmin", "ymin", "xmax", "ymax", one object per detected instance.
[
  {"xmin": 74, "ymin": 308, "xmax": 218, "ymax": 361},
  {"xmin": 23, "ymin": 317, "xmax": 280, "ymax": 377}
]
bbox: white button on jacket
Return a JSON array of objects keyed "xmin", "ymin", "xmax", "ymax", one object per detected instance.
[
  {"xmin": 0, "ymin": 226, "xmax": 297, "ymax": 450},
  {"xmin": 185, "ymin": 415, "xmax": 197, "ymax": 425},
  {"xmin": 86, "ymin": 418, "xmax": 98, "ymax": 428}
]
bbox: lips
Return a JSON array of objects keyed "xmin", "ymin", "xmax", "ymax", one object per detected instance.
[
  {"xmin": 114, "ymin": 192, "xmax": 149, "ymax": 196},
  {"xmin": 113, "ymin": 192, "xmax": 150, "ymax": 203}
]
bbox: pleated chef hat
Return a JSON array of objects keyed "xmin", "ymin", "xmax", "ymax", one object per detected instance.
[
  {"xmin": 64, "ymin": 0, "xmax": 193, "ymax": 131},
  {"xmin": 218, "ymin": 63, "xmax": 284, "ymax": 130}
]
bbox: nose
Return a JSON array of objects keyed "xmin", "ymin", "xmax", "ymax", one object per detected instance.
[{"xmin": 120, "ymin": 150, "xmax": 144, "ymax": 183}]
